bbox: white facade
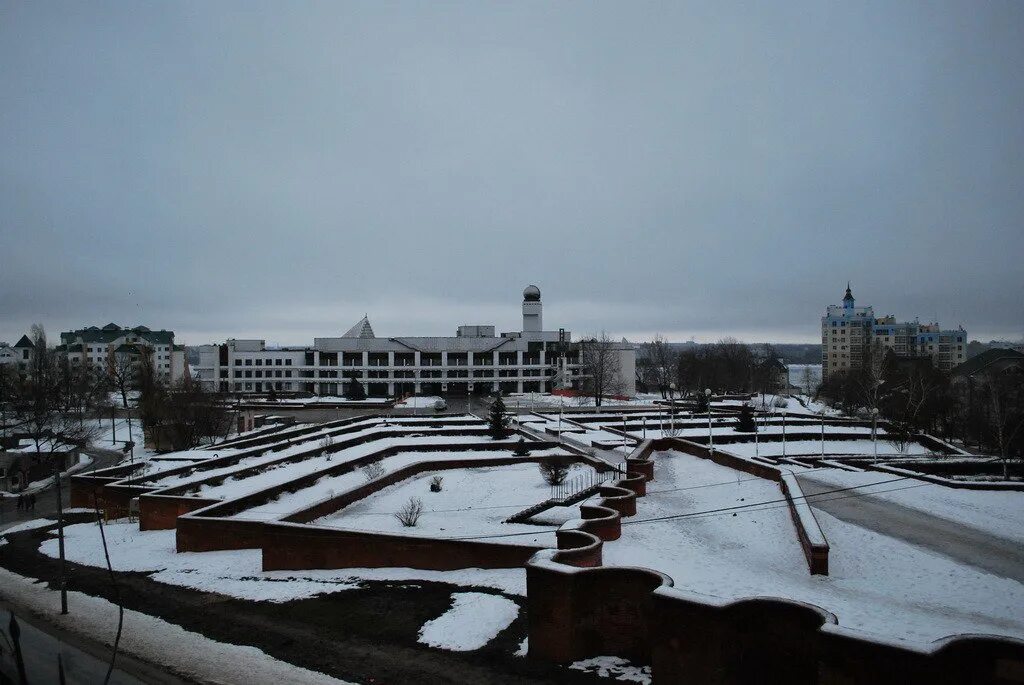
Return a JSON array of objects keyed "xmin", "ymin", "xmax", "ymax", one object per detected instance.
[
  {"xmin": 56, "ymin": 324, "xmax": 188, "ymax": 383},
  {"xmin": 195, "ymin": 286, "xmax": 637, "ymax": 398}
]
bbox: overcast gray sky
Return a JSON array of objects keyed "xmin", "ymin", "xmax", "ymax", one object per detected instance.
[{"xmin": 2, "ymin": 1, "xmax": 1022, "ymax": 347}]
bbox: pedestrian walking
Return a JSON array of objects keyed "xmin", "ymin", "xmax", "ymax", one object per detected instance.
[
  {"xmin": 27, "ymin": 494, "xmax": 36, "ymax": 511},
  {"xmin": 16, "ymin": 494, "xmax": 23, "ymax": 511}
]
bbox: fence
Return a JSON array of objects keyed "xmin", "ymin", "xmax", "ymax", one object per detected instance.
[{"xmin": 550, "ymin": 463, "xmax": 624, "ymax": 501}]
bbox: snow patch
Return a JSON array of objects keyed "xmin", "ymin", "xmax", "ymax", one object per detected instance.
[
  {"xmin": 569, "ymin": 656, "xmax": 652, "ymax": 683},
  {"xmin": 417, "ymin": 592, "xmax": 519, "ymax": 651}
]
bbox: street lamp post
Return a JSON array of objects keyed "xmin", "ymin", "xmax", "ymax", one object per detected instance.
[
  {"xmin": 669, "ymin": 382, "xmax": 677, "ymax": 436},
  {"xmin": 754, "ymin": 407, "xmax": 760, "ymax": 459},
  {"xmin": 705, "ymin": 388, "xmax": 713, "ymax": 456},
  {"xmin": 871, "ymin": 408, "xmax": 879, "ymax": 462},
  {"xmin": 781, "ymin": 409, "xmax": 787, "ymax": 458},
  {"xmin": 820, "ymin": 410, "xmax": 826, "ymax": 458}
]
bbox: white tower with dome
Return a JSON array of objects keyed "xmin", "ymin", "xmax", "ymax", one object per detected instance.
[{"xmin": 522, "ymin": 284, "xmax": 542, "ymax": 333}]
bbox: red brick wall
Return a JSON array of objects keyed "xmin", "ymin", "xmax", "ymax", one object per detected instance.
[
  {"xmin": 261, "ymin": 522, "xmax": 540, "ymax": 571},
  {"xmin": 526, "ymin": 563, "xmax": 670, "ymax": 663},
  {"xmin": 139, "ymin": 494, "xmax": 221, "ymax": 531},
  {"xmin": 176, "ymin": 516, "xmax": 266, "ymax": 553}
]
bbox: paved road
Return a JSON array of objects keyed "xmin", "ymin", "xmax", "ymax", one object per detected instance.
[
  {"xmin": 0, "ymin": 447, "xmax": 123, "ymax": 532},
  {"xmin": 797, "ymin": 473, "xmax": 1024, "ymax": 584}
]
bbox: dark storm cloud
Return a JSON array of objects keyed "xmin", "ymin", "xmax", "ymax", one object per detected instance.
[{"xmin": 2, "ymin": 1, "xmax": 1022, "ymax": 345}]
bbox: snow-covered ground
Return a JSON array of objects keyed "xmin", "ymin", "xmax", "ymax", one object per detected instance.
[
  {"xmin": 628, "ymin": 423, "xmax": 881, "ymax": 441},
  {"xmin": 233, "ymin": 446, "xmax": 562, "ymax": 521},
  {"xmin": 200, "ymin": 439, "xmax": 534, "ymax": 508},
  {"xmin": 137, "ymin": 419, "xmax": 486, "ymax": 490},
  {"xmin": 569, "ymin": 656, "xmax": 652, "ymax": 684},
  {"xmin": 724, "ymin": 439, "xmax": 939, "ymax": 458},
  {"xmin": 396, "ymin": 395, "xmax": 446, "ymax": 409},
  {"xmin": 598, "ymin": 449, "xmax": 1024, "ymax": 642},
  {"xmin": 312, "ymin": 462, "xmax": 568, "ymax": 546},
  {"xmin": 0, "ymin": 565, "xmax": 355, "ymax": 684},
  {"xmin": 417, "ymin": 592, "xmax": 519, "ymax": 651},
  {"xmin": 248, "ymin": 395, "xmax": 391, "ymax": 405},
  {"xmin": 38, "ymin": 520, "xmax": 527, "ymax": 598},
  {"xmin": 86, "ymin": 417, "xmax": 158, "ymax": 462},
  {"xmin": 507, "ymin": 393, "xmax": 664, "ymax": 408}
]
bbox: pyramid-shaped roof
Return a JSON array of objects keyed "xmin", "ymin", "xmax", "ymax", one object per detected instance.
[{"xmin": 342, "ymin": 315, "xmax": 375, "ymax": 339}]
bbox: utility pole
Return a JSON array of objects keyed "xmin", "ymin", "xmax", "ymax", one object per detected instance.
[{"xmin": 53, "ymin": 459, "xmax": 68, "ymax": 614}]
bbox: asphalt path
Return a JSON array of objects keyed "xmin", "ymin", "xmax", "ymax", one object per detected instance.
[
  {"xmin": 0, "ymin": 447, "xmax": 123, "ymax": 532},
  {"xmin": 797, "ymin": 473, "xmax": 1024, "ymax": 584}
]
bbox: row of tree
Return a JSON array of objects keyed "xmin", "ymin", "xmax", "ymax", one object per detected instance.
[
  {"xmin": 0, "ymin": 325, "xmax": 232, "ymax": 460},
  {"xmin": 637, "ymin": 336, "xmax": 787, "ymax": 398},
  {"xmin": 818, "ymin": 346, "xmax": 1023, "ymax": 477}
]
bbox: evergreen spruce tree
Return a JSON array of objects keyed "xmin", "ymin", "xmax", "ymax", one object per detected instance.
[
  {"xmin": 344, "ymin": 375, "xmax": 366, "ymax": 401},
  {"xmin": 736, "ymin": 404, "xmax": 757, "ymax": 432},
  {"xmin": 488, "ymin": 394, "xmax": 510, "ymax": 439},
  {"xmin": 694, "ymin": 391, "xmax": 710, "ymax": 414}
]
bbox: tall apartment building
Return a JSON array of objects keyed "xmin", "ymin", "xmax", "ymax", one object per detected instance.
[
  {"xmin": 55, "ymin": 324, "xmax": 188, "ymax": 383},
  {"xmin": 195, "ymin": 285, "xmax": 636, "ymax": 398},
  {"xmin": 821, "ymin": 284, "xmax": 967, "ymax": 379}
]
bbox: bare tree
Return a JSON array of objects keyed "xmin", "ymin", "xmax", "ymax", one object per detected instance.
[
  {"xmin": 858, "ymin": 342, "xmax": 888, "ymax": 442},
  {"xmin": 883, "ymin": 362, "xmax": 940, "ymax": 454},
  {"xmin": 579, "ymin": 332, "xmax": 623, "ymax": 407},
  {"xmin": 639, "ymin": 335, "xmax": 678, "ymax": 398},
  {"xmin": 801, "ymin": 365, "xmax": 817, "ymax": 398},
  {"xmin": 149, "ymin": 378, "xmax": 233, "ymax": 450},
  {"xmin": 8, "ymin": 325, "xmax": 101, "ymax": 614},
  {"xmin": 107, "ymin": 345, "xmax": 139, "ymax": 410},
  {"xmin": 982, "ymin": 368, "xmax": 1024, "ymax": 480}
]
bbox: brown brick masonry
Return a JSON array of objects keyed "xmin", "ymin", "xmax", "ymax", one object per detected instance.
[
  {"xmin": 141, "ymin": 432, "xmax": 512, "ymax": 530},
  {"xmin": 174, "ymin": 450, "xmax": 592, "ymax": 557},
  {"xmin": 525, "ymin": 442, "xmax": 1024, "ymax": 682},
  {"xmin": 77, "ymin": 428, "xmax": 1024, "ymax": 682}
]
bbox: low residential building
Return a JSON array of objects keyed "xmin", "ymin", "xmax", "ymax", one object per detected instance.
[
  {"xmin": 195, "ymin": 285, "xmax": 636, "ymax": 398},
  {"xmin": 53, "ymin": 324, "xmax": 188, "ymax": 383},
  {"xmin": 822, "ymin": 284, "xmax": 967, "ymax": 379},
  {"xmin": 0, "ymin": 336, "xmax": 35, "ymax": 375}
]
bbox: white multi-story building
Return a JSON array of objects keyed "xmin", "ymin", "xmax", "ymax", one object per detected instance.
[
  {"xmin": 195, "ymin": 285, "xmax": 636, "ymax": 398},
  {"xmin": 821, "ymin": 284, "xmax": 967, "ymax": 379},
  {"xmin": 55, "ymin": 324, "xmax": 188, "ymax": 383}
]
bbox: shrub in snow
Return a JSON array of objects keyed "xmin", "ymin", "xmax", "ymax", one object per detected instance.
[
  {"xmin": 539, "ymin": 460, "xmax": 570, "ymax": 486},
  {"xmin": 362, "ymin": 461, "xmax": 386, "ymax": 481},
  {"xmin": 429, "ymin": 475, "xmax": 443, "ymax": 492},
  {"xmin": 512, "ymin": 438, "xmax": 530, "ymax": 456},
  {"xmin": 395, "ymin": 497, "xmax": 424, "ymax": 526},
  {"xmin": 735, "ymin": 404, "xmax": 757, "ymax": 433},
  {"xmin": 772, "ymin": 396, "xmax": 789, "ymax": 408}
]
